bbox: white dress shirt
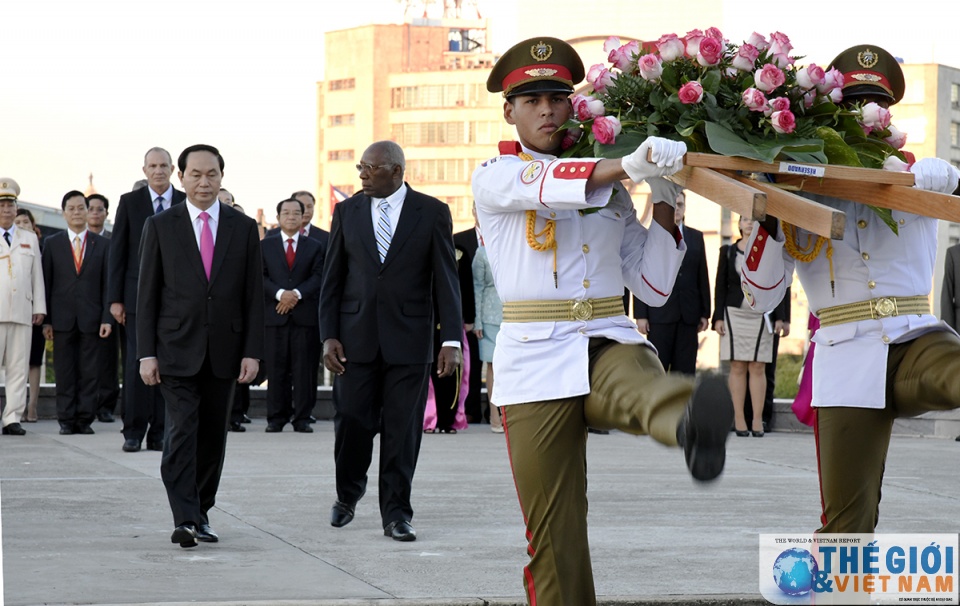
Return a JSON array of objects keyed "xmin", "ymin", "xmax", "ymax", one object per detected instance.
[
  {"xmin": 65, "ymin": 228, "xmax": 89, "ymax": 262},
  {"xmin": 185, "ymin": 199, "xmax": 220, "ymax": 247},
  {"xmin": 276, "ymin": 230, "xmax": 302, "ymax": 301},
  {"xmin": 149, "ymin": 184, "xmax": 174, "ymax": 212}
]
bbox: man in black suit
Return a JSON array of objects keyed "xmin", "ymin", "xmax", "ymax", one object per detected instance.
[
  {"xmin": 453, "ymin": 215, "xmax": 483, "ymax": 423},
  {"xmin": 262, "ymin": 198, "xmax": 324, "ymax": 433},
  {"xmin": 137, "ymin": 144, "xmax": 264, "ymax": 548},
  {"xmin": 321, "ymin": 140, "xmax": 461, "ymax": 542},
  {"xmin": 41, "ymin": 191, "xmax": 113, "ymax": 435},
  {"xmin": 86, "ymin": 193, "xmax": 120, "ymax": 423},
  {"xmin": 633, "ymin": 180, "xmax": 710, "ymax": 375},
  {"xmin": 109, "ymin": 147, "xmax": 186, "ymax": 453},
  {"xmin": 265, "ymin": 190, "xmax": 329, "ymax": 248}
]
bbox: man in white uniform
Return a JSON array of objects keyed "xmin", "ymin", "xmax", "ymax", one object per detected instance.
[
  {"xmin": 740, "ymin": 44, "xmax": 960, "ymax": 533},
  {"xmin": 472, "ymin": 37, "xmax": 734, "ymax": 606},
  {"xmin": 0, "ymin": 178, "xmax": 46, "ymax": 436}
]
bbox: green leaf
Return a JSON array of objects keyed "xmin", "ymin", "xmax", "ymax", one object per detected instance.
[
  {"xmin": 870, "ymin": 206, "xmax": 898, "ymax": 234},
  {"xmin": 701, "ymin": 69, "xmax": 722, "ymax": 94},
  {"xmin": 593, "ymin": 131, "xmax": 648, "ymax": 159},
  {"xmin": 660, "ymin": 64, "xmax": 679, "ymax": 93}
]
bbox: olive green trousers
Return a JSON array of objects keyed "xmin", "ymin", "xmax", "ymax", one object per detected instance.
[{"xmin": 502, "ymin": 339, "xmax": 693, "ymax": 606}]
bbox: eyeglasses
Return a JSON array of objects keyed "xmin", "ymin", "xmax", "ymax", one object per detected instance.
[{"xmin": 355, "ymin": 163, "xmax": 393, "ymax": 173}]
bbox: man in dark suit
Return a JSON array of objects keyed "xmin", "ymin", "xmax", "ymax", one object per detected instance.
[
  {"xmin": 137, "ymin": 144, "xmax": 264, "ymax": 548},
  {"xmin": 453, "ymin": 216, "xmax": 483, "ymax": 423},
  {"xmin": 633, "ymin": 180, "xmax": 710, "ymax": 375},
  {"xmin": 321, "ymin": 140, "xmax": 461, "ymax": 542},
  {"xmin": 265, "ymin": 190, "xmax": 329, "ymax": 248},
  {"xmin": 261, "ymin": 198, "xmax": 325, "ymax": 433},
  {"xmin": 109, "ymin": 147, "xmax": 186, "ymax": 453},
  {"xmin": 41, "ymin": 191, "xmax": 113, "ymax": 435},
  {"xmin": 86, "ymin": 193, "xmax": 120, "ymax": 423}
]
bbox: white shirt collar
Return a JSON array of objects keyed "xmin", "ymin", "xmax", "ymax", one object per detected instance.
[
  {"xmin": 149, "ymin": 184, "xmax": 173, "ymax": 204},
  {"xmin": 375, "ymin": 183, "xmax": 408, "ymax": 207},
  {"xmin": 280, "ymin": 230, "xmax": 300, "ymax": 244},
  {"xmin": 66, "ymin": 227, "xmax": 88, "ymax": 242},
  {"xmin": 186, "ymin": 200, "xmax": 221, "ymax": 223}
]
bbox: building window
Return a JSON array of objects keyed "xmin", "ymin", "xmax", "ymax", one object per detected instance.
[
  {"xmin": 327, "ymin": 149, "xmax": 355, "ymax": 161},
  {"xmin": 391, "ymin": 121, "xmax": 502, "ymax": 146},
  {"xmin": 329, "ymin": 78, "xmax": 355, "ymax": 91},
  {"xmin": 952, "ymin": 83, "xmax": 960, "ymax": 108},
  {"xmin": 952, "ymin": 123, "xmax": 960, "ymax": 148},
  {"xmin": 328, "ymin": 114, "xmax": 355, "ymax": 127}
]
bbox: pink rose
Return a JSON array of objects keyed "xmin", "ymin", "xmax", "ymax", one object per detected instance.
[
  {"xmin": 609, "ymin": 40, "xmax": 640, "ymax": 71},
  {"xmin": 657, "ymin": 33, "xmax": 685, "ymax": 62},
  {"xmin": 678, "ymin": 81, "xmax": 704, "ymax": 105},
  {"xmin": 637, "ymin": 54, "xmax": 663, "ymax": 81},
  {"xmin": 697, "ymin": 37, "xmax": 723, "ymax": 67},
  {"xmin": 767, "ymin": 96, "xmax": 791, "ymax": 113},
  {"xmin": 818, "ymin": 67, "xmax": 845, "ymax": 94},
  {"xmin": 684, "ymin": 29, "xmax": 704, "ymax": 57},
  {"xmin": 802, "ymin": 89, "xmax": 817, "ymax": 108},
  {"xmin": 586, "ymin": 63, "xmax": 617, "ymax": 93},
  {"xmin": 770, "ymin": 109, "xmax": 796, "ymax": 134},
  {"xmin": 705, "ymin": 27, "xmax": 724, "ymax": 41},
  {"xmin": 561, "ymin": 128, "xmax": 582, "ymax": 151},
  {"xmin": 771, "ymin": 53, "xmax": 794, "ymax": 68},
  {"xmin": 796, "ymin": 63, "xmax": 826, "ymax": 89},
  {"xmin": 882, "ymin": 155, "xmax": 911, "ymax": 172},
  {"xmin": 828, "ymin": 87, "xmax": 843, "ymax": 103},
  {"xmin": 603, "ymin": 36, "xmax": 621, "ymax": 56},
  {"xmin": 768, "ymin": 31, "xmax": 793, "ymax": 56},
  {"xmin": 571, "ymin": 94, "xmax": 606, "ymax": 120},
  {"xmin": 742, "ymin": 88, "xmax": 768, "ymax": 112},
  {"xmin": 731, "ymin": 43, "xmax": 759, "ymax": 71},
  {"xmin": 754, "ymin": 63, "xmax": 785, "ymax": 92},
  {"xmin": 884, "ymin": 124, "xmax": 907, "ymax": 149},
  {"xmin": 592, "ymin": 115, "xmax": 622, "ymax": 144},
  {"xmin": 745, "ymin": 32, "xmax": 769, "ymax": 51},
  {"xmin": 860, "ymin": 102, "xmax": 892, "ymax": 131}
]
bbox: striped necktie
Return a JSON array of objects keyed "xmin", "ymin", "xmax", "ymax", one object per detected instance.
[
  {"xmin": 155, "ymin": 197, "xmax": 163, "ymax": 214},
  {"xmin": 376, "ymin": 199, "xmax": 392, "ymax": 263}
]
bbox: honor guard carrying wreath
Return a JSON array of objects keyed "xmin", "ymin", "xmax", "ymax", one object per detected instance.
[
  {"xmin": 740, "ymin": 44, "xmax": 960, "ymax": 534},
  {"xmin": 471, "ymin": 37, "xmax": 735, "ymax": 606}
]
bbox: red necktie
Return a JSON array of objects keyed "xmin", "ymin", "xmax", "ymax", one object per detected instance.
[{"xmin": 286, "ymin": 238, "xmax": 295, "ymax": 269}]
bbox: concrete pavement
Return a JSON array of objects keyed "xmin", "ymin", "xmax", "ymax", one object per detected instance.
[{"xmin": 1, "ymin": 419, "xmax": 958, "ymax": 606}]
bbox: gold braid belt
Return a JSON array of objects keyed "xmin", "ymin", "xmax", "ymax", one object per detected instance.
[{"xmin": 817, "ymin": 295, "xmax": 929, "ymax": 327}]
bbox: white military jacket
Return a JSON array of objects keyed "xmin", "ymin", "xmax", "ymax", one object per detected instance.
[
  {"xmin": 471, "ymin": 143, "xmax": 685, "ymax": 406},
  {"xmin": 0, "ymin": 225, "xmax": 46, "ymax": 325},
  {"xmin": 740, "ymin": 194, "xmax": 950, "ymax": 409}
]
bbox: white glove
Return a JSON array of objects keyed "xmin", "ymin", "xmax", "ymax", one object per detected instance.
[
  {"xmin": 910, "ymin": 158, "xmax": 960, "ymax": 194},
  {"xmin": 646, "ymin": 177, "xmax": 684, "ymax": 208},
  {"xmin": 621, "ymin": 137, "xmax": 687, "ymax": 183}
]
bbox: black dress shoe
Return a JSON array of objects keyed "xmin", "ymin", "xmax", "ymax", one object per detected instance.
[
  {"xmin": 384, "ymin": 520, "xmax": 416, "ymax": 542},
  {"xmin": 122, "ymin": 438, "xmax": 141, "ymax": 452},
  {"xmin": 2, "ymin": 423, "xmax": 26, "ymax": 436},
  {"xmin": 196, "ymin": 523, "xmax": 219, "ymax": 543},
  {"xmin": 241, "ymin": 414, "xmax": 252, "ymax": 424},
  {"xmin": 146, "ymin": 441, "xmax": 163, "ymax": 451},
  {"xmin": 228, "ymin": 421, "xmax": 246, "ymax": 432},
  {"xmin": 265, "ymin": 424, "xmax": 283, "ymax": 433},
  {"xmin": 97, "ymin": 411, "xmax": 115, "ymax": 423},
  {"xmin": 330, "ymin": 501, "xmax": 356, "ymax": 528},
  {"xmin": 59, "ymin": 424, "xmax": 75, "ymax": 435},
  {"xmin": 678, "ymin": 375, "xmax": 733, "ymax": 482},
  {"xmin": 293, "ymin": 424, "xmax": 314, "ymax": 433},
  {"xmin": 308, "ymin": 415, "xmax": 317, "ymax": 423},
  {"xmin": 171, "ymin": 524, "xmax": 198, "ymax": 548},
  {"xmin": 75, "ymin": 425, "xmax": 95, "ymax": 435}
]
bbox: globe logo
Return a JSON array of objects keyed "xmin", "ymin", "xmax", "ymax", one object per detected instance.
[{"xmin": 772, "ymin": 547, "xmax": 819, "ymax": 596}]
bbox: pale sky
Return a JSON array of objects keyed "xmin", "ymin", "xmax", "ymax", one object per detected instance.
[{"xmin": 1, "ymin": 0, "xmax": 957, "ymax": 222}]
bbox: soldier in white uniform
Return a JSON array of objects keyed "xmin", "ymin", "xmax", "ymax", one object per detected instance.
[
  {"xmin": 472, "ymin": 37, "xmax": 734, "ymax": 606},
  {"xmin": 0, "ymin": 178, "xmax": 46, "ymax": 436},
  {"xmin": 740, "ymin": 45, "xmax": 960, "ymax": 533}
]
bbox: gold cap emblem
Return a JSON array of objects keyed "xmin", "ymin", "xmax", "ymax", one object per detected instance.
[
  {"xmin": 530, "ymin": 41, "xmax": 553, "ymax": 62},
  {"xmin": 857, "ymin": 49, "xmax": 879, "ymax": 69}
]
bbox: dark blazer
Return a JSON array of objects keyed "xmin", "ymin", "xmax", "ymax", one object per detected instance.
[
  {"xmin": 941, "ymin": 243, "xmax": 960, "ymax": 330},
  {"xmin": 265, "ymin": 225, "xmax": 329, "ymax": 251},
  {"xmin": 42, "ymin": 231, "xmax": 112, "ymax": 332},
  {"xmin": 453, "ymin": 228, "xmax": 479, "ymax": 324},
  {"xmin": 320, "ymin": 185, "xmax": 461, "ymax": 365},
  {"xmin": 635, "ymin": 224, "xmax": 710, "ymax": 325},
  {"xmin": 108, "ymin": 186, "xmax": 186, "ymax": 307},
  {"xmin": 137, "ymin": 202, "xmax": 264, "ymax": 379},
  {"xmin": 713, "ymin": 241, "xmax": 789, "ymax": 324},
  {"xmin": 262, "ymin": 233, "xmax": 324, "ymax": 327}
]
